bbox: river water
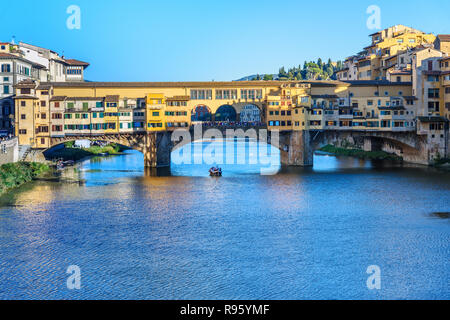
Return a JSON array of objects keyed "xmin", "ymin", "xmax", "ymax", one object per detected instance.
[{"xmin": 0, "ymin": 140, "xmax": 449, "ymax": 300}]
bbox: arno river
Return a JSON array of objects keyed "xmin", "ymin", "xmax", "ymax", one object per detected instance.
[{"xmin": 0, "ymin": 140, "xmax": 449, "ymax": 299}]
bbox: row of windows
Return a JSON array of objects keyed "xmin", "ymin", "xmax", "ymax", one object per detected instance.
[
  {"xmin": 165, "ymin": 111, "xmax": 188, "ymax": 116},
  {"xmin": 0, "ymin": 64, "xmax": 30, "ymax": 75},
  {"xmin": 269, "ymin": 110, "xmax": 292, "ymax": 116},
  {"xmin": 349, "ymin": 91, "xmax": 403, "ymax": 98},
  {"xmin": 66, "ymin": 67, "xmax": 82, "ymax": 75},
  {"xmin": 267, "ymin": 120, "xmax": 415, "ymax": 128},
  {"xmin": 268, "ymin": 121, "xmax": 292, "ymax": 127},
  {"xmin": 190, "ymin": 89, "xmax": 263, "ymax": 100},
  {"xmin": 64, "ymin": 113, "xmax": 89, "ymax": 119},
  {"xmin": 167, "ymin": 101, "xmax": 187, "ymax": 106}
]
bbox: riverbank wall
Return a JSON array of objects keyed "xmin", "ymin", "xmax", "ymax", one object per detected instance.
[{"xmin": 0, "ymin": 138, "xmax": 19, "ymax": 165}]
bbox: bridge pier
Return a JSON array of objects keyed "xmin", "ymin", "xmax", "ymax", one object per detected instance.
[
  {"xmin": 144, "ymin": 132, "xmax": 173, "ymax": 168},
  {"xmin": 278, "ymin": 130, "xmax": 313, "ymax": 167}
]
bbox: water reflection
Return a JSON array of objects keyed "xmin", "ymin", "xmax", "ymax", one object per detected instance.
[
  {"xmin": 171, "ymin": 138, "xmax": 281, "ymax": 177},
  {"xmin": 0, "ymin": 141, "xmax": 449, "ymax": 299}
]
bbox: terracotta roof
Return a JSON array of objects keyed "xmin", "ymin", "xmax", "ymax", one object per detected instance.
[
  {"xmin": 166, "ymin": 95, "xmax": 190, "ymax": 101},
  {"xmin": 378, "ymin": 106, "xmax": 406, "ymax": 110},
  {"xmin": 65, "ymin": 97, "xmax": 104, "ymax": 101},
  {"xmin": 0, "ymin": 53, "xmax": 46, "ymax": 69},
  {"xmin": 389, "ymin": 70, "xmax": 412, "ymax": 75},
  {"xmin": 64, "ymin": 59, "xmax": 90, "ymax": 67},
  {"xmin": 13, "ymin": 95, "xmax": 38, "ymax": 100},
  {"xmin": 0, "ymin": 53, "xmax": 17, "ymax": 59},
  {"xmin": 343, "ymin": 80, "xmax": 412, "ymax": 86},
  {"xmin": 418, "ymin": 116, "xmax": 448, "ymax": 123},
  {"xmin": 369, "ymin": 31, "xmax": 382, "ymax": 36},
  {"xmin": 37, "ymin": 84, "xmax": 52, "ymax": 90},
  {"xmin": 423, "ymin": 71, "xmax": 441, "ymax": 76},
  {"xmin": 437, "ymin": 35, "xmax": 450, "ymax": 42},
  {"xmin": 14, "ymin": 80, "xmax": 36, "ymax": 89},
  {"xmin": 105, "ymin": 95, "xmax": 120, "ymax": 102},
  {"xmin": 50, "ymin": 96, "xmax": 67, "ymax": 102},
  {"xmin": 311, "ymin": 95, "xmax": 338, "ymax": 99},
  {"xmin": 44, "ymin": 80, "xmax": 342, "ymax": 89}
]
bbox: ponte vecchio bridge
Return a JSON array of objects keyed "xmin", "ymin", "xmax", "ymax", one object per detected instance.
[{"xmin": 14, "ymin": 80, "xmax": 448, "ymax": 166}]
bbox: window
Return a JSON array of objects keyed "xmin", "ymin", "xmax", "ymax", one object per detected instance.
[
  {"xmin": 41, "ymin": 101, "xmax": 46, "ymax": 107},
  {"xmin": 21, "ymin": 114, "xmax": 26, "ymax": 119},
  {"xmin": 96, "ymin": 102, "xmax": 102, "ymax": 108},
  {"xmin": 427, "ymin": 75, "xmax": 439, "ymax": 82},
  {"xmin": 3, "ymin": 85, "xmax": 9, "ymax": 94},
  {"xmin": 216, "ymin": 90, "xmax": 237, "ymax": 99},
  {"xmin": 1, "ymin": 64, "xmax": 11, "ymax": 73},
  {"xmin": 152, "ymin": 111, "xmax": 159, "ymax": 116},
  {"xmin": 83, "ymin": 102, "xmax": 89, "ymax": 111},
  {"xmin": 67, "ymin": 102, "xmax": 74, "ymax": 109},
  {"xmin": 428, "ymin": 101, "xmax": 440, "ymax": 112},
  {"xmin": 18, "ymin": 129, "xmax": 27, "ymax": 134},
  {"xmin": 21, "ymin": 88, "xmax": 31, "ymax": 95},
  {"xmin": 428, "ymin": 88, "xmax": 440, "ymax": 98},
  {"xmin": 55, "ymin": 102, "xmax": 60, "ymax": 108},
  {"xmin": 190, "ymin": 89, "xmax": 212, "ymax": 100},
  {"xmin": 21, "ymin": 101, "xmax": 26, "ymax": 107}
]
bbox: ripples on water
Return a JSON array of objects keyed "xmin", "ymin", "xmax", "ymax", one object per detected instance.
[{"xmin": 0, "ymin": 140, "xmax": 449, "ymax": 300}]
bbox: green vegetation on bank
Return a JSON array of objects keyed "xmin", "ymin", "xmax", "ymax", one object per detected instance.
[
  {"xmin": 46, "ymin": 142, "xmax": 129, "ymax": 161},
  {"xmin": 432, "ymin": 154, "xmax": 450, "ymax": 167},
  {"xmin": 319, "ymin": 144, "xmax": 403, "ymax": 161},
  {"xmin": 0, "ymin": 162, "xmax": 50, "ymax": 195}
]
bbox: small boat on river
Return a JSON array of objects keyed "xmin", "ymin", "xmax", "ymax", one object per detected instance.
[{"xmin": 209, "ymin": 167, "xmax": 222, "ymax": 177}]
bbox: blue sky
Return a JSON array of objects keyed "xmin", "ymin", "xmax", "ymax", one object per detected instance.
[{"xmin": 1, "ymin": 0, "xmax": 449, "ymax": 81}]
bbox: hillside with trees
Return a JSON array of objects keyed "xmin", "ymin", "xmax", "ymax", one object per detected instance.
[{"xmin": 237, "ymin": 58, "xmax": 343, "ymax": 81}]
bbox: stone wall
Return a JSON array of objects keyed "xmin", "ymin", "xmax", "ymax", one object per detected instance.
[{"xmin": 0, "ymin": 138, "xmax": 19, "ymax": 165}]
